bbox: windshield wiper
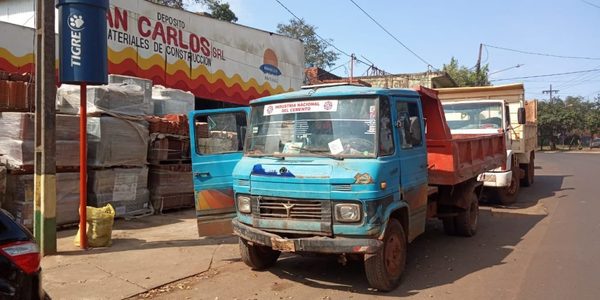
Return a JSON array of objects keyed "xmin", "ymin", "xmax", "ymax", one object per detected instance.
[{"xmin": 290, "ymin": 146, "xmax": 344, "ymax": 160}]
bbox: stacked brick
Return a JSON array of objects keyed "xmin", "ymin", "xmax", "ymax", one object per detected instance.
[
  {"xmin": 0, "ymin": 71, "xmax": 34, "ymax": 112},
  {"xmin": 147, "ymin": 114, "xmax": 195, "ymax": 213}
]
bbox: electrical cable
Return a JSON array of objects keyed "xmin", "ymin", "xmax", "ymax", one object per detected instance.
[
  {"xmin": 348, "ymin": 0, "xmax": 438, "ymax": 71},
  {"xmin": 484, "ymin": 43, "xmax": 600, "ymax": 60},
  {"xmin": 491, "ymin": 68, "xmax": 600, "ymax": 81}
]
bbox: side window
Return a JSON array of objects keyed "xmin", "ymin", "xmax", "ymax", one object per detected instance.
[
  {"xmin": 397, "ymin": 102, "xmax": 422, "ymax": 149},
  {"xmin": 195, "ymin": 112, "xmax": 247, "ymax": 154},
  {"xmin": 379, "ymin": 98, "xmax": 395, "ymax": 156}
]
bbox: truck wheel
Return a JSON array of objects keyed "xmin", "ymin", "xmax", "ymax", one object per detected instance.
[
  {"xmin": 364, "ymin": 219, "xmax": 406, "ymax": 292},
  {"xmin": 521, "ymin": 154, "xmax": 535, "ymax": 187},
  {"xmin": 454, "ymin": 192, "xmax": 479, "ymax": 237},
  {"xmin": 238, "ymin": 238, "xmax": 280, "ymax": 270},
  {"xmin": 496, "ymin": 168, "xmax": 520, "ymax": 205}
]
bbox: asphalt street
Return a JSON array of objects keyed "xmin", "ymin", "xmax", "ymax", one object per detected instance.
[{"xmin": 141, "ymin": 152, "xmax": 600, "ymax": 300}]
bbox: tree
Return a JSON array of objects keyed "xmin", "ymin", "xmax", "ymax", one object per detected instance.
[
  {"xmin": 149, "ymin": 0, "xmax": 238, "ymax": 22},
  {"xmin": 442, "ymin": 57, "xmax": 490, "ymax": 87},
  {"xmin": 277, "ymin": 19, "xmax": 339, "ymax": 69}
]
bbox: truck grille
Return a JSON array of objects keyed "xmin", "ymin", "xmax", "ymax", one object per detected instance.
[{"xmin": 257, "ymin": 197, "xmax": 324, "ymax": 220}]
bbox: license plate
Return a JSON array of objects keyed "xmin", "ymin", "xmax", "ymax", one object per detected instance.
[{"xmin": 270, "ymin": 237, "xmax": 295, "ymax": 252}]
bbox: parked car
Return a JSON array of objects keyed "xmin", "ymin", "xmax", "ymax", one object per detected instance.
[
  {"xmin": 0, "ymin": 208, "xmax": 45, "ymax": 299},
  {"xmin": 591, "ymin": 138, "xmax": 600, "ymax": 148}
]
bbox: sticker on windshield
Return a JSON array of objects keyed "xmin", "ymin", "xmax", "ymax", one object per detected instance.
[
  {"xmin": 263, "ymin": 100, "xmax": 338, "ymax": 116},
  {"xmin": 328, "ymin": 138, "xmax": 344, "ymax": 155}
]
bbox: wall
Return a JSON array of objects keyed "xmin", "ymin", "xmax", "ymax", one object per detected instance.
[{"xmin": 0, "ymin": 0, "xmax": 305, "ymax": 105}]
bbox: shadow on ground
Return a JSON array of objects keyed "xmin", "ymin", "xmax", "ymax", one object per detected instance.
[
  {"xmin": 264, "ymin": 208, "xmax": 545, "ymax": 297},
  {"xmin": 481, "ymin": 174, "xmax": 572, "ymax": 209}
]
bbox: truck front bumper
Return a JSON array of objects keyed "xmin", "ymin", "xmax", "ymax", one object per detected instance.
[
  {"xmin": 477, "ymin": 170, "xmax": 512, "ymax": 187},
  {"xmin": 232, "ymin": 218, "xmax": 382, "ymax": 254}
]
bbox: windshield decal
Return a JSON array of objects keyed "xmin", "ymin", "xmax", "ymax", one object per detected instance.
[
  {"xmin": 263, "ymin": 100, "xmax": 338, "ymax": 116},
  {"xmin": 328, "ymin": 138, "xmax": 344, "ymax": 155}
]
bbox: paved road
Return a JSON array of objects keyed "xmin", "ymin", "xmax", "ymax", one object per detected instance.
[{"xmin": 142, "ymin": 152, "xmax": 600, "ymax": 300}]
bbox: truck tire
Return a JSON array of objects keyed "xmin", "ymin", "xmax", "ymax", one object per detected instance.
[
  {"xmin": 454, "ymin": 192, "xmax": 479, "ymax": 237},
  {"xmin": 364, "ymin": 219, "xmax": 406, "ymax": 292},
  {"xmin": 238, "ymin": 238, "xmax": 280, "ymax": 270},
  {"xmin": 496, "ymin": 157, "xmax": 520, "ymax": 205},
  {"xmin": 520, "ymin": 153, "xmax": 535, "ymax": 187}
]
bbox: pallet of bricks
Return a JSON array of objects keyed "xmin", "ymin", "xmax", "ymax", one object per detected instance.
[
  {"xmin": 146, "ymin": 86, "xmax": 196, "ymax": 213},
  {"xmin": 56, "ymin": 74, "xmax": 154, "ymax": 218},
  {"xmin": 0, "ymin": 71, "xmax": 82, "ymax": 228}
]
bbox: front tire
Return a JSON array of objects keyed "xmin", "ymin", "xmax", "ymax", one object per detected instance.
[
  {"xmin": 239, "ymin": 238, "xmax": 280, "ymax": 270},
  {"xmin": 364, "ymin": 219, "xmax": 406, "ymax": 292}
]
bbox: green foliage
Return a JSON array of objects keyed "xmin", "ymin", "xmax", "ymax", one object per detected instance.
[
  {"xmin": 201, "ymin": 0, "xmax": 238, "ymax": 22},
  {"xmin": 277, "ymin": 19, "xmax": 339, "ymax": 69},
  {"xmin": 149, "ymin": 0, "xmax": 238, "ymax": 22},
  {"xmin": 442, "ymin": 57, "xmax": 490, "ymax": 87},
  {"xmin": 538, "ymin": 96, "xmax": 600, "ymax": 149}
]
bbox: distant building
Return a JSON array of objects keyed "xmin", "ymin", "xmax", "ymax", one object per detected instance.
[{"xmin": 304, "ymin": 67, "xmax": 457, "ymax": 89}]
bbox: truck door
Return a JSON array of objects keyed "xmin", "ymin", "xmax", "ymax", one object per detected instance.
[
  {"xmin": 394, "ymin": 98, "xmax": 428, "ymax": 241},
  {"xmin": 189, "ymin": 107, "xmax": 250, "ymax": 237}
]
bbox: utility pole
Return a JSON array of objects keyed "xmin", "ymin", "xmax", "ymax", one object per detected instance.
[
  {"xmin": 542, "ymin": 84, "xmax": 559, "ymax": 101},
  {"xmin": 33, "ymin": 0, "xmax": 57, "ymax": 255},
  {"xmin": 476, "ymin": 43, "xmax": 483, "ymax": 86},
  {"xmin": 349, "ymin": 54, "xmax": 355, "ymax": 83}
]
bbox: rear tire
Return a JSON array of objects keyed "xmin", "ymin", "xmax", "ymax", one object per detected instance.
[
  {"xmin": 521, "ymin": 154, "xmax": 535, "ymax": 187},
  {"xmin": 364, "ymin": 219, "xmax": 406, "ymax": 292},
  {"xmin": 239, "ymin": 238, "xmax": 280, "ymax": 270},
  {"xmin": 454, "ymin": 192, "xmax": 479, "ymax": 237}
]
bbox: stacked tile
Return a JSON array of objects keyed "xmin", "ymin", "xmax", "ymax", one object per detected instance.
[
  {"xmin": 151, "ymin": 85, "xmax": 195, "ymax": 116},
  {"xmin": 147, "ymin": 114, "xmax": 195, "ymax": 213},
  {"xmin": 0, "ymin": 112, "xmax": 80, "ymax": 170},
  {"xmin": 56, "ymin": 77, "xmax": 153, "ymax": 217},
  {"xmin": 2, "ymin": 173, "xmax": 81, "ymax": 228}
]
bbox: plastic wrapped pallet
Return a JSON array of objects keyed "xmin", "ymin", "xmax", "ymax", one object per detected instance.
[
  {"xmin": 87, "ymin": 116, "xmax": 149, "ymax": 167},
  {"xmin": 152, "ymin": 85, "xmax": 195, "ymax": 115},
  {"xmin": 108, "ymin": 75, "xmax": 153, "ymax": 115},
  {"xmin": 149, "ymin": 164, "xmax": 193, "ymax": 195},
  {"xmin": 3, "ymin": 173, "xmax": 81, "ymax": 228},
  {"xmin": 197, "ymin": 131, "xmax": 239, "ymax": 154},
  {"xmin": 87, "ymin": 167, "xmax": 152, "ymax": 217},
  {"xmin": 0, "ymin": 113, "xmax": 80, "ymax": 168},
  {"xmin": 148, "ymin": 135, "xmax": 190, "ymax": 163},
  {"xmin": 56, "ymin": 83, "xmax": 151, "ymax": 116}
]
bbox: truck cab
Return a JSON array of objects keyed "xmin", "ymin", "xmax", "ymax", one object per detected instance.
[{"xmin": 189, "ymin": 84, "xmax": 505, "ymax": 291}]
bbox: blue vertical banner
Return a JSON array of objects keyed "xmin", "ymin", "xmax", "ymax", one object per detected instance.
[{"xmin": 56, "ymin": 0, "xmax": 109, "ymax": 85}]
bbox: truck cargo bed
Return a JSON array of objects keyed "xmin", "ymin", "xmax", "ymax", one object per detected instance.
[{"xmin": 415, "ymin": 86, "xmax": 506, "ymax": 186}]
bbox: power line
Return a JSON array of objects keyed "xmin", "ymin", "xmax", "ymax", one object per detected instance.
[
  {"xmin": 581, "ymin": 0, "xmax": 600, "ymax": 9},
  {"xmin": 273, "ymin": 0, "xmax": 390, "ymax": 74},
  {"xmin": 491, "ymin": 68, "xmax": 600, "ymax": 81},
  {"xmin": 348, "ymin": 0, "xmax": 438, "ymax": 71},
  {"xmin": 484, "ymin": 43, "xmax": 600, "ymax": 60}
]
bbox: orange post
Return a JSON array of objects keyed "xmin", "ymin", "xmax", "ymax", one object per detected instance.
[{"xmin": 79, "ymin": 82, "xmax": 87, "ymax": 249}]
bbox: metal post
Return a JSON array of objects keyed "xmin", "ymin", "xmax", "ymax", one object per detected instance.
[
  {"xmin": 350, "ymin": 54, "xmax": 355, "ymax": 83},
  {"xmin": 33, "ymin": 0, "xmax": 57, "ymax": 256},
  {"xmin": 79, "ymin": 82, "xmax": 88, "ymax": 249}
]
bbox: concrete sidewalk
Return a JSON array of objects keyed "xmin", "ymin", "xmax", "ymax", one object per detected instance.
[{"xmin": 42, "ymin": 209, "xmax": 239, "ymax": 300}]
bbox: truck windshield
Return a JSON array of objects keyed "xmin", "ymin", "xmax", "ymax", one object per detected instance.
[
  {"xmin": 443, "ymin": 102, "xmax": 503, "ymax": 130},
  {"xmin": 245, "ymin": 97, "xmax": 378, "ymax": 158}
]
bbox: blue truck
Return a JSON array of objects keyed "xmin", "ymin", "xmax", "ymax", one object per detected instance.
[{"xmin": 189, "ymin": 84, "xmax": 506, "ymax": 291}]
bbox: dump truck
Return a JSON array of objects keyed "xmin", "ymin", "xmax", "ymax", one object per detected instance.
[
  {"xmin": 436, "ymin": 84, "xmax": 537, "ymax": 204},
  {"xmin": 188, "ymin": 84, "xmax": 506, "ymax": 291}
]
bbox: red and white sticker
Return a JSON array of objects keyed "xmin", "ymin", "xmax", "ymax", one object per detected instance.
[{"xmin": 264, "ymin": 100, "xmax": 338, "ymax": 116}]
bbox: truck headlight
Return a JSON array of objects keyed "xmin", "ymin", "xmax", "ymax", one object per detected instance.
[
  {"xmin": 237, "ymin": 195, "xmax": 251, "ymax": 214},
  {"xmin": 335, "ymin": 203, "xmax": 361, "ymax": 223}
]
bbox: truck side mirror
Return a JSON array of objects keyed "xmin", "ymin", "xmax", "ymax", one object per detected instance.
[{"xmin": 517, "ymin": 107, "xmax": 526, "ymax": 125}]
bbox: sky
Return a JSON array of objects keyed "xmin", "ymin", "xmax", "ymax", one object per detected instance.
[{"xmin": 187, "ymin": 0, "xmax": 600, "ymax": 100}]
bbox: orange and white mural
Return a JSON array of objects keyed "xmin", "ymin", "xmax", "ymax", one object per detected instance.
[{"xmin": 0, "ymin": 0, "xmax": 305, "ymax": 105}]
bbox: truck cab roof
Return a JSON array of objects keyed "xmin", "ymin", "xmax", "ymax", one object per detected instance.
[{"xmin": 250, "ymin": 85, "xmax": 420, "ymax": 105}]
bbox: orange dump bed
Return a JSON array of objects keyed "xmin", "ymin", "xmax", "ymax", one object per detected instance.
[{"xmin": 415, "ymin": 86, "xmax": 506, "ymax": 186}]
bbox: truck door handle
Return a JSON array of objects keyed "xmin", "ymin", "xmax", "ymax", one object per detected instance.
[{"xmin": 194, "ymin": 172, "xmax": 211, "ymax": 178}]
